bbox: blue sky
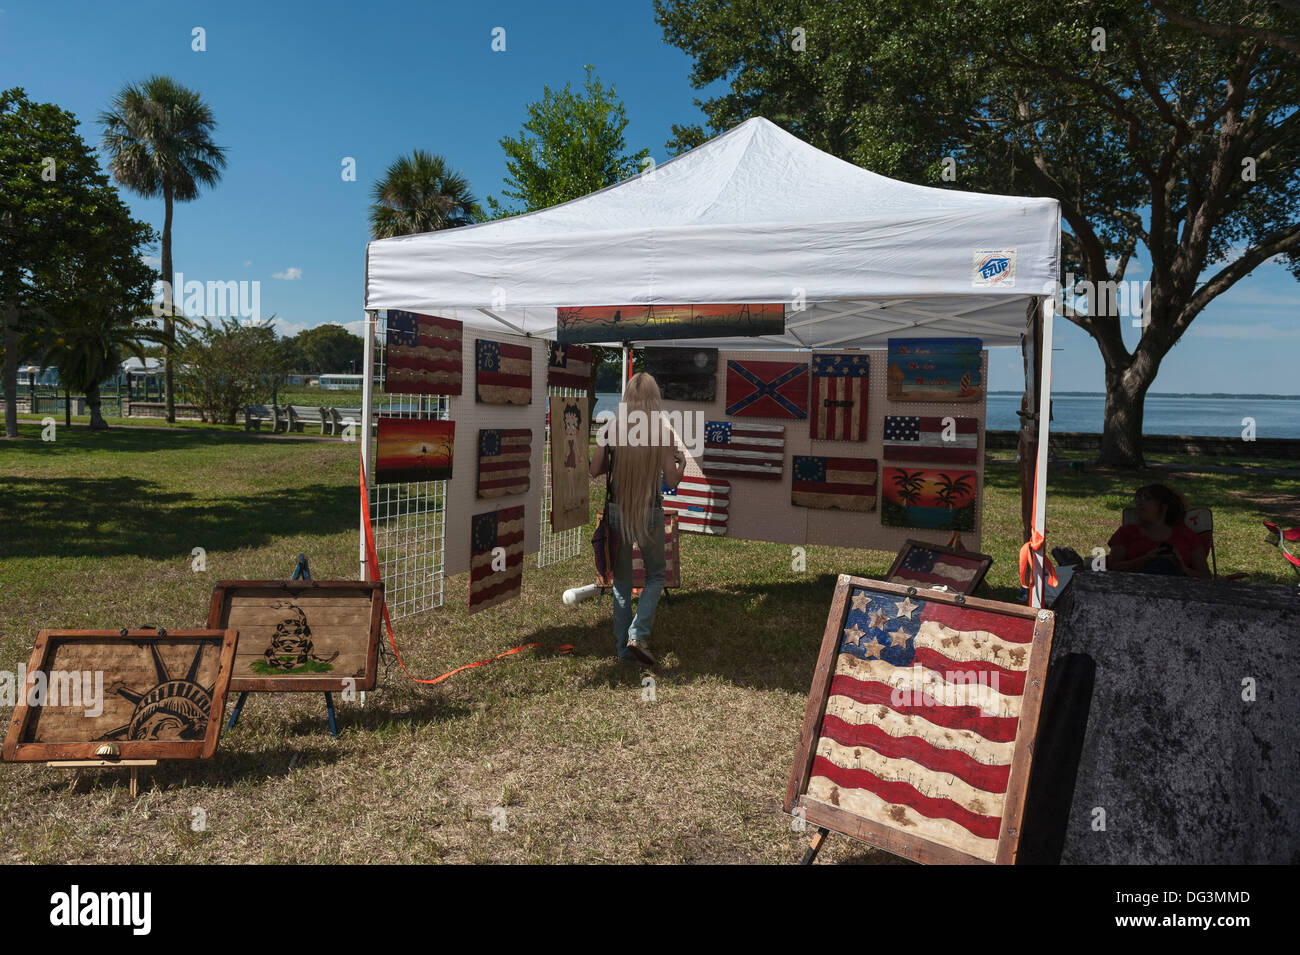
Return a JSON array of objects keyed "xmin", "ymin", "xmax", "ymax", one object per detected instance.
[{"xmin": 2, "ymin": 0, "xmax": 1296, "ymax": 394}]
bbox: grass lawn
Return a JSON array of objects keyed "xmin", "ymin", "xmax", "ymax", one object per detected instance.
[{"xmin": 1, "ymin": 423, "xmax": 1296, "ymax": 864}]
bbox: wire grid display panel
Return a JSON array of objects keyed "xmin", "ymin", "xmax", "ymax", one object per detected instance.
[
  {"xmin": 658, "ymin": 348, "xmax": 987, "ymax": 552},
  {"xmin": 538, "ymin": 386, "xmax": 586, "ymax": 568},
  {"xmin": 368, "ymin": 314, "xmax": 448, "ymax": 619}
]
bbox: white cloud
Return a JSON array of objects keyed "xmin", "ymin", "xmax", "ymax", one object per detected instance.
[
  {"xmin": 266, "ymin": 316, "xmax": 311, "ymax": 337},
  {"xmin": 1190, "ymin": 321, "xmax": 1300, "ymax": 341},
  {"xmin": 1103, "ymin": 256, "xmax": 1146, "ymax": 276},
  {"xmin": 1212, "ymin": 287, "xmax": 1300, "ymax": 310},
  {"xmin": 272, "ymin": 267, "xmax": 303, "ymax": 280},
  {"xmin": 140, "ymin": 254, "xmax": 161, "ymax": 268},
  {"xmin": 243, "ymin": 260, "xmax": 252, "ymax": 267}
]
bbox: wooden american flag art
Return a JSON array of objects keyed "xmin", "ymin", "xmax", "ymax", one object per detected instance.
[
  {"xmin": 476, "ymin": 428, "xmax": 531, "ymax": 499},
  {"xmin": 883, "ymin": 415, "xmax": 979, "ymax": 465},
  {"xmin": 661, "ymin": 475, "xmax": 729, "ymax": 535},
  {"xmin": 886, "ymin": 540, "xmax": 992, "ymax": 596},
  {"xmin": 785, "ymin": 576, "xmax": 1053, "ymax": 864},
  {"xmin": 468, "ymin": 506, "xmax": 525, "ymax": 615},
  {"xmin": 476, "ymin": 338, "xmax": 532, "ymax": 405},
  {"xmin": 809, "ymin": 353, "xmax": 869, "ymax": 441},
  {"xmin": 702, "ymin": 420, "xmax": 784, "ymax": 480},
  {"xmin": 384, "ymin": 310, "xmax": 463, "ymax": 395},
  {"xmin": 791, "ymin": 455, "xmax": 877, "ymax": 512},
  {"xmin": 547, "ymin": 342, "xmax": 593, "ymax": 390}
]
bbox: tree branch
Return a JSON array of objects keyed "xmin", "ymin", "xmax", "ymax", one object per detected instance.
[
  {"xmin": 1173, "ymin": 222, "xmax": 1300, "ymax": 337},
  {"xmin": 1152, "ymin": 0, "xmax": 1300, "ymax": 56}
]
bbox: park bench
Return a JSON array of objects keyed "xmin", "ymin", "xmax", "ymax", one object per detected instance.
[
  {"xmin": 244, "ymin": 403, "xmax": 293, "ymax": 432},
  {"xmin": 288, "ymin": 404, "xmax": 330, "ymax": 434},
  {"xmin": 328, "ymin": 407, "xmax": 362, "ymax": 438},
  {"xmin": 244, "ymin": 403, "xmax": 273, "ymax": 431}
]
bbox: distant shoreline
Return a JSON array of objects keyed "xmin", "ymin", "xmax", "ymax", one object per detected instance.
[
  {"xmin": 989, "ymin": 391, "xmax": 1300, "ymax": 400},
  {"xmin": 597, "ymin": 389, "xmax": 1300, "ymax": 399}
]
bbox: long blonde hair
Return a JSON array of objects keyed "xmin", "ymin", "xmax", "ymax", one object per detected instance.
[{"xmin": 611, "ymin": 372, "xmax": 666, "ymax": 548}]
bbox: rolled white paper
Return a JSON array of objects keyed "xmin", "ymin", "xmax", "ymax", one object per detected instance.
[{"xmin": 563, "ymin": 583, "xmax": 601, "ymax": 605}]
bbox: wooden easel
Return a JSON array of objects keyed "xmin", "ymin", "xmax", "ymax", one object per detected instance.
[
  {"xmin": 47, "ymin": 759, "xmax": 157, "ymax": 798},
  {"xmin": 800, "ymin": 826, "xmax": 831, "ymax": 864},
  {"xmin": 223, "ymin": 554, "xmax": 340, "ymax": 737}
]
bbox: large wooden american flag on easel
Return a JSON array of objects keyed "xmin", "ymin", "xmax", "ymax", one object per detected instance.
[{"xmin": 785, "ymin": 576, "xmax": 1053, "ymax": 864}]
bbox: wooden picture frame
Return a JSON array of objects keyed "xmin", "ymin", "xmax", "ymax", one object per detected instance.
[
  {"xmin": 207, "ymin": 580, "xmax": 384, "ymax": 693},
  {"xmin": 886, "ymin": 539, "xmax": 993, "ymax": 596},
  {"xmin": 784, "ymin": 576, "xmax": 1054, "ymax": 865},
  {"xmin": 2, "ymin": 629, "xmax": 237, "ymax": 762}
]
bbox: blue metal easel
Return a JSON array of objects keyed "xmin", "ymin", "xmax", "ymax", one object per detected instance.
[{"xmin": 224, "ymin": 553, "xmax": 339, "ymax": 737}]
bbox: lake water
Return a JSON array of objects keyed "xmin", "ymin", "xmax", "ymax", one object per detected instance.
[{"xmin": 593, "ymin": 393, "xmax": 1300, "ymax": 439}]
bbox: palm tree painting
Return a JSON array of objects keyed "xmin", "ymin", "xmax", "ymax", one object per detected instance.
[
  {"xmin": 882, "ymin": 466, "xmax": 977, "ymax": 530},
  {"xmin": 101, "ymin": 75, "xmax": 227, "ymax": 423}
]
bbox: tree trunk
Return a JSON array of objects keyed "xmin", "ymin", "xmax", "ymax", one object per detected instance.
[
  {"xmin": 2, "ymin": 303, "xmax": 17, "ymax": 438},
  {"xmin": 1100, "ymin": 367, "xmax": 1150, "ymax": 469},
  {"xmin": 87, "ymin": 380, "xmax": 107, "ymax": 430},
  {"xmin": 162, "ymin": 189, "xmax": 176, "ymax": 424},
  {"xmin": 64, "ymin": 387, "xmax": 71, "ymax": 428}
]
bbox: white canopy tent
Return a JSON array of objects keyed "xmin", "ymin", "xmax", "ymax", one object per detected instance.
[{"xmin": 362, "ymin": 117, "xmax": 1062, "ymax": 603}]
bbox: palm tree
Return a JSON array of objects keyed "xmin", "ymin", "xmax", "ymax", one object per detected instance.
[
  {"xmin": 890, "ymin": 469, "xmax": 925, "ymax": 507},
  {"xmin": 369, "ymin": 150, "xmax": 478, "ymax": 238},
  {"xmin": 934, "ymin": 472, "xmax": 975, "ymax": 509},
  {"xmin": 100, "ymin": 75, "xmax": 226, "ymax": 422},
  {"xmin": 25, "ymin": 304, "xmax": 172, "ymax": 430}
]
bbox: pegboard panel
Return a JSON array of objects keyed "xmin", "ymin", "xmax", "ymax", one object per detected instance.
[
  {"xmin": 658, "ymin": 348, "xmax": 987, "ymax": 554},
  {"xmin": 439, "ymin": 332, "xmax": 547, "ymax": 581}
]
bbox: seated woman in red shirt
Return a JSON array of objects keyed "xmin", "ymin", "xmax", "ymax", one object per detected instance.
[{"xmin": 1107, "ymin": 484, "xmax": 1210, "ymax": 578}]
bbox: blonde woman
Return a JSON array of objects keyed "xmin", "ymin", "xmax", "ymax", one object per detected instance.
[{"xmin": 590, "ymin": 372, "xmax": 687, "ymax": 666}]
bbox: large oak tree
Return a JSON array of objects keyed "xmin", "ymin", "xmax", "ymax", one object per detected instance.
[{"xmin": 656, "ymin": 0, "xmax": 1300, "ymax": 466}]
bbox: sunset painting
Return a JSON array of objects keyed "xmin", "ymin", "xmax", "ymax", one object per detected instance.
[
  {"xmin": 556, "ymin": 303, "xmax": 785, "ymax": 344},
  {"xmin": 880, "ymin": 466, "xmax": 977, "ymax": 531},
  {"xmin": 375, "ymin": 418, "xmax": 455, "ymax": 485}
]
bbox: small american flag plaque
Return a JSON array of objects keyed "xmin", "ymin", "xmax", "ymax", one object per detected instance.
[
  {"xmin": 886, "ymin": 540, "xmax": 992, "ymax": 596},
  {"xmin": 785, "ymin": 577, "xmax": 1053, "ymax": 865}
]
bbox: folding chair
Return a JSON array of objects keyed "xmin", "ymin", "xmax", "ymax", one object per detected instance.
[{"xmin": 1120, "ymin": 506, "xmax": 1246, "ymax": 580}]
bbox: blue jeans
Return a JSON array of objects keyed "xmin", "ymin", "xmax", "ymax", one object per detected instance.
[
  {"xmin": 1143, "ymin": 555, "xmax": 1183, "ymax": 576},
  {"xmin": 608, "ymin": 501, "xmax": 666, "ymax": 659}
]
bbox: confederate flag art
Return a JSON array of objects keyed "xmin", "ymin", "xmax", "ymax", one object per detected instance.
[{"xmin": 724, "ymin": 359, "xmax": 809, "ymax": 419}]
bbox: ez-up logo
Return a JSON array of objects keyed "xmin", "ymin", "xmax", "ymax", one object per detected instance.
[{"xmin": 972, "ymin": 249, "xmax": 1015, "ymax": 287}]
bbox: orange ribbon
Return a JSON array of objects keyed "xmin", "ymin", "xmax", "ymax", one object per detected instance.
[
  {"xmin": 1018, "ymin": 529, "xmax": 1059, "ymax": 591},
  {"xmin": 360, "ymin": 459, "xmax": 572, "ymax": 685},
  {"xmin": 1018, "ymin": 456, "xmax": 1060, "ymax": 603}
]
